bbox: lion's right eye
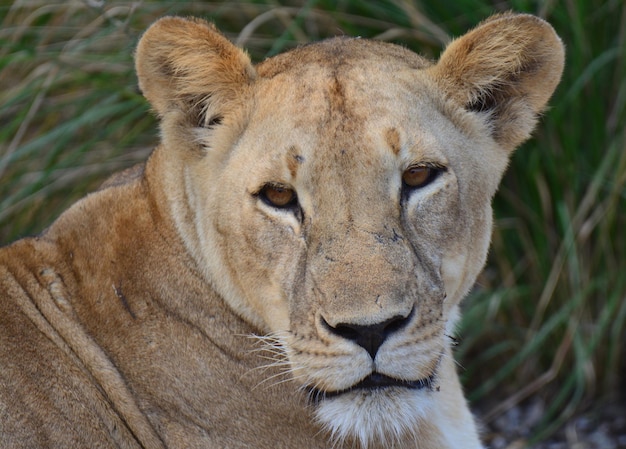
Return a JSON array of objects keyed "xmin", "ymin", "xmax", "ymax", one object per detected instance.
[{"xmin": 258, "ymin": 184, "xmax": 298, "ymax": 209}]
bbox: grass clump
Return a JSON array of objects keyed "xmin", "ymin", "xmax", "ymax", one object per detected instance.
[{"xmin": 1, "ymin": 0, "xmax": 624, "ymax": 443}]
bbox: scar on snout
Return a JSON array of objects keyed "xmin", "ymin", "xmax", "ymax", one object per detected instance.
[
  {"xmin": 286, "ymin": 145, "xmax": 304, "ymax": 178},
  {"xmin": 385, "ymin": 127, "xmax": 401, "ymax": 155}
]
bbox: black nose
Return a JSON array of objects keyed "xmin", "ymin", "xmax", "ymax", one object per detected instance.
[{"xmin": 322, "ymin": 310, "xmax": 413, "ymax": 359}]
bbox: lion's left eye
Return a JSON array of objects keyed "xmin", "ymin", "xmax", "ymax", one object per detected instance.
[
  {"xmin": 402, "ymin": 165, "xmax": 443, "ymax": 189},
  {"xmin": 258, "ymin": 184, "xmax": 298, "ymax": 209}
]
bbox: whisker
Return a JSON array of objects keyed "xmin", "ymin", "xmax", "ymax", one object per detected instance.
[
  {"xmin": 254, "ymin": 371, "xmax": 311, "ymax": 391},
  {"xmin": 254, "ymin": 355, "xmax": 290, "ymax": 363},
  {"xmin": 251, "ymin": 373, "xmax": 289, "ymax": 390},
  {"xmin": 250, "ymin": 367, "xmax": 292, "ymax": 389},
  {"xmin": 262, "ymin": 373, "xmax": 309, "ymax": 390},
  {"xmin": 244, "ymin": 349, "xmax": 284, "ymax": 358},
  {"xmin": 245, "ymin": 362, "xmax": 292, "ymax": 377}
]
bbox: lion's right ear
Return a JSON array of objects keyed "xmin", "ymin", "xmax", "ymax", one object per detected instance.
[{"xmin": 135, "ymin": 17, "xmax": 256, "ymax": 122}]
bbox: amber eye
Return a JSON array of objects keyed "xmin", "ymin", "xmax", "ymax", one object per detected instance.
[
  {"xmin": 402, "ymin": 165, "xmax": 440, "ymax": 189},
  {"xmin": 259, "ymin": 184, "xmax": 298, "ymax": 209}
]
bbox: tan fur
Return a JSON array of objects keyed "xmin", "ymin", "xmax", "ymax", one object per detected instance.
[{"xmin": 0, "ymin": 14, "xmax": 563, "ymax": 448}]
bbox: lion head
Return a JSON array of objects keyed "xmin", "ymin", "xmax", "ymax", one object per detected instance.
[{"xmin": 134, "ymin": 14, "xmax": 563, "ymax": 447}]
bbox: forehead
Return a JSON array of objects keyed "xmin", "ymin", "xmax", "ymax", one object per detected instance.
[
  {"xmin": 255, "ymin": 37, "xmax": 432, "ymax": 118},
  {"xmin": 248, "ymin": 38, "xmax": 449, "ymax": 162},
  {"xmin": 257, "ymin": 37, "xmax": 431, "ymax": 77}
]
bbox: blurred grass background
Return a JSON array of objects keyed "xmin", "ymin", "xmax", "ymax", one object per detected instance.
[{"xmin": 1, "ymin": 0, "xmax": 624, "ymax": 445}]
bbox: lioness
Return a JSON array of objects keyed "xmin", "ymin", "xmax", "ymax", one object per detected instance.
[{"xmin": 0, "ymin": 13, "xmax": 563, "ymax": 449}]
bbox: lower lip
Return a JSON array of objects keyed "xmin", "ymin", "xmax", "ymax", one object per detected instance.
[{"xmin": 309, "ymin": 373, "xmax": 435, "ymax": 403}]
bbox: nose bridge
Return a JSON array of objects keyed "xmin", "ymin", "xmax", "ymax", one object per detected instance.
[
  {"xmin": 313, "ymin": 224, "xmax": 415, "ymax": 326},
  {"xmin": 334, "ymin": 226, "xmax": 402, "ymax": 276}
]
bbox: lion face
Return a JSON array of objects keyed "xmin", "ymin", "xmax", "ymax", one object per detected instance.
[
  {"xmin": 201, "ymin": 43, "xmax": 500, "ymax": 446},
  {"xmin": 134, "ymin": 15, "xmax": 564, "ymax": 447}
]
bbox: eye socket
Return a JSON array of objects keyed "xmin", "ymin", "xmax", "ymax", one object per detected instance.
[
  {"xmin": 402, "ymin": 165, "xmax": 443, "ymax": 189},
  {"xmin": 258, "ymin": 184, "xmax": 298, "ymax": 209}
]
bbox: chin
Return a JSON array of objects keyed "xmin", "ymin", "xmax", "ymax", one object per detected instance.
[{"xmin": 313, "ymin": 386, "xmax": 435, "ymax": 448}]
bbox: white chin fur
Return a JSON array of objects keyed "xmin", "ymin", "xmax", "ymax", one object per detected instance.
[{"xmin": 315, "ymin": 388, "xmax": 432, "ymax": 448}]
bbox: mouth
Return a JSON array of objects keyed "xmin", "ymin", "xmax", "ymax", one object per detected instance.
[{"xmin": 308, "ymin": 372, "xmax": 436, "ymax": 403}]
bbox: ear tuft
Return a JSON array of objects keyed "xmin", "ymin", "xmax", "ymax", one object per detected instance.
[
  {"xmin": 135, "ymin": 17, "xmax": 256, "ymax": 120},
  {"xmin": 429, "ymin": 13, "xmax": 565, "ymax": 151}
]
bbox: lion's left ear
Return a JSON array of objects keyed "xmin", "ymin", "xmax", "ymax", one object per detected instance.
[
  {"xmin": 135, "ymin": 16, "xmax": 256, "ymax": 123},
  {"xmin": 428, "ymin": 13, "xmax": 565, "ymax": 152}
]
